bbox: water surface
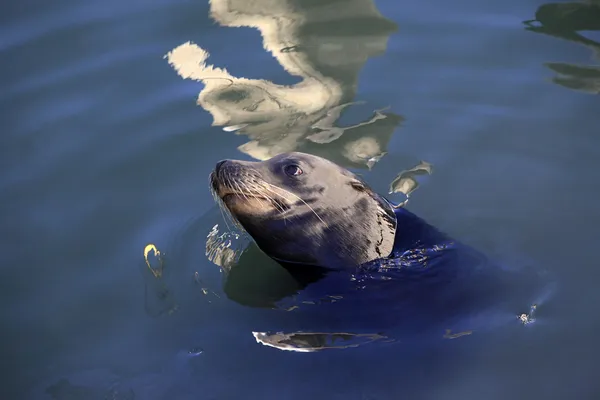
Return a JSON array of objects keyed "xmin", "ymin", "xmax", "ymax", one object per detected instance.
[{"xmin": 2, "ymin": 0, "xmax": 600, "ymax": 398}]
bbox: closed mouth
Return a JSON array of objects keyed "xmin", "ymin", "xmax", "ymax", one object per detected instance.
[
  {"xmin": 221, "ymin": 191, "xmax": 265, "ymax": 201},
  {"xmin": 210, "ymin": 172, "xmax": 289, "ymax": 212},
  {"xmin": 223, "ymin": 192, "xmax": 287, "ymax": 208},
  {"xmin": 221, "ymin": 192, "xmax": 265, "ymax": 202},
  {"xmin": 210, "ymin": 172, "xmax": 256, "ymax": 199}
]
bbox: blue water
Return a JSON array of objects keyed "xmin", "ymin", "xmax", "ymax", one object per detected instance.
[{"xmin": 2, "ymin": 0, "xmax": 600, "ymax": 398}]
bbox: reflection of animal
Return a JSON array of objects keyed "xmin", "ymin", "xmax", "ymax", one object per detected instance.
[{"xmin": 166, "ymin": 0, "xmax": 401, "ymax": 168}]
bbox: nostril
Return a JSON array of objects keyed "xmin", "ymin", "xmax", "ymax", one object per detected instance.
[{"xmin": 215, "ymin": 160, "xmax": 227, "ymax": 174}]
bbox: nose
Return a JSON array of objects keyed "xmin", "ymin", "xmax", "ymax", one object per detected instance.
[{"xmin": 215, "ymin": 160, "xmax": 227, "ymax": 174}]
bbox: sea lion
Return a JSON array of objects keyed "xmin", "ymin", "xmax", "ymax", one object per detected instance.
[
  {"xmin": 209, "ymin": 151, "xmax": 548, "ymax": 295},
  {"xmin": 209, "ymin": 152, "xmax": 397, "ymax": 269},
  {"xmin": 208, "ymin": 152, "xmax": 548, "ymax": 335}
]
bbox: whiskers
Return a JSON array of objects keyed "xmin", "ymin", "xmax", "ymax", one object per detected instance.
[
  {"xmin": 260, "ymin": 182, "xmax": 326, "ymax": 225},
  {"xmin": 209, "ymin": 171, "xmax": 326, "ymax": 226},
  {"xmin": 209, "ymin": 173, "xmax": 242, "ymax": 232}
]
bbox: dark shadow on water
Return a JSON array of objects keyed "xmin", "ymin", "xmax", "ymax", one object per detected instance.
[
  {"xmin": 222, "ymin": 243, "xmax": 330, "ymax": 308},
  {"xmin": 524, "ymin": 0, "xmax": 600, "ymax": 93}
]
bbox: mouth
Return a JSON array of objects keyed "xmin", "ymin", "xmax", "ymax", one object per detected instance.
[
  {"xmin": 221, "ymin": 192, "xmax": 289, "ymax": 212},
  {"xmin": 210, "ymin": 172, "xmax": 289, "ymax": 212},
  {"xmin": 221, "ymin": 192, "xmax": 265, "ymax": 202},
  {"xmin": 215, "ymin": 184, "xmax": 267, "ymax": 203}
]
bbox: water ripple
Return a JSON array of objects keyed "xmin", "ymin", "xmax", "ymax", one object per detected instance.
[
  {"xmin": 2, "ymin": 44, "xmax": 165, "ymax": 101},
  {"xmin": 0, "ymin": 0, "xmax": 183, "ymax": 51}
]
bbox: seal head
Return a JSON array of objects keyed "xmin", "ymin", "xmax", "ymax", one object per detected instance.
[{"xmin": 210, "ymin": 152, "xmax": 396, "ymax": 268}]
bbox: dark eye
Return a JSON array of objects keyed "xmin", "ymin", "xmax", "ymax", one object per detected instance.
[{"xmin": 284, "ymin": 164, "xmax": 303, "ymax": 176}]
